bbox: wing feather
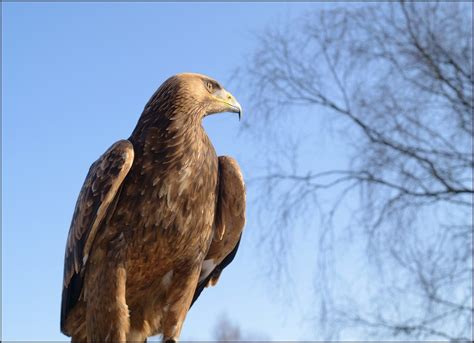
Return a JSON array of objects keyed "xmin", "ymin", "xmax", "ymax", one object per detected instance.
[
  {"xmin": 191, "ymin": 156, "xmax": 246, "ymax": 307},
  {"xmin": 60, "ymin": 139, "xmax": 134, "ymax": 333}
]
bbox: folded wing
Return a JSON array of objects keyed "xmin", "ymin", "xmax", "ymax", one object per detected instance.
[
  {"xmin": 191, "ymin": 156, "xmax": 246, "ymax": 306},
  {"xmin": 60, "ymin": 139, "xmax": 134, "ymax": 334}
]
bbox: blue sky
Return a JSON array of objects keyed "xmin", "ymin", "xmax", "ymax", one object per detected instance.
[
  {"xmin": 2, "ymin": 2, "xmax": 346, "ymax": 341},
  {"xmin": 4, "ymin": 2, "xmax": 471, "ymax": 341}
]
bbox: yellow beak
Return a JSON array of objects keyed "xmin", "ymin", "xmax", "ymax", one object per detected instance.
[{"xmin": 215, "ymin": 89, "xmax": 242, "ymax": 120}]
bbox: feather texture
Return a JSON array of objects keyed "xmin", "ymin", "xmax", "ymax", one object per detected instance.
[{"xmin": 61, "ymin": 139, "xmax": 134, "ymax": 332}]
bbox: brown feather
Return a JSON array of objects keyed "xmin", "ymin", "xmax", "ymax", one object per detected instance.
[
  {"xmin": 211, "ymin": 156, "xmax": 246, "ymax": 256},
  {"xmin": 61, "ymin": 139, "xmax": 134, "ymax": 333},
  {"xmin": 190, "ymin": 156, "xmax": 246, "ymax": 306}
]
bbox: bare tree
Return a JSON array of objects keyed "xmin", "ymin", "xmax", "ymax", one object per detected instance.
[
  {"xmin": 240, "ymin": 1, "xmax": 472, "ymax": 341},
  {"xmin": 213, "ymin": 315, "xmax": 243, "ymax": 342},
  {"xmin": 213, "ymin": 314, "xmax": 269, "ymax": 342}
]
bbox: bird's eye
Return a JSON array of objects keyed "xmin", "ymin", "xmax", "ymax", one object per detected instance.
[{"xmin": 206, "ymin": 82, "xmax": 213, "ymax": 93}]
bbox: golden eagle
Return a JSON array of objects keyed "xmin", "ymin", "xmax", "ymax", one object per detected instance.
[{"xmin": 60, "ymin": 73, "xmax": 246, "ymax": 342}]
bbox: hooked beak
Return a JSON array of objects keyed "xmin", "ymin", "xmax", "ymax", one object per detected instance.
[{"xmin": 216, "ymin": 89, "xmax": 242, "ymax": 120}]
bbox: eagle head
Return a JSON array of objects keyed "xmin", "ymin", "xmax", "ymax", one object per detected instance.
[{"xmin": 155, "ymin": 73, "xmax": 242, "ymax": 121}]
